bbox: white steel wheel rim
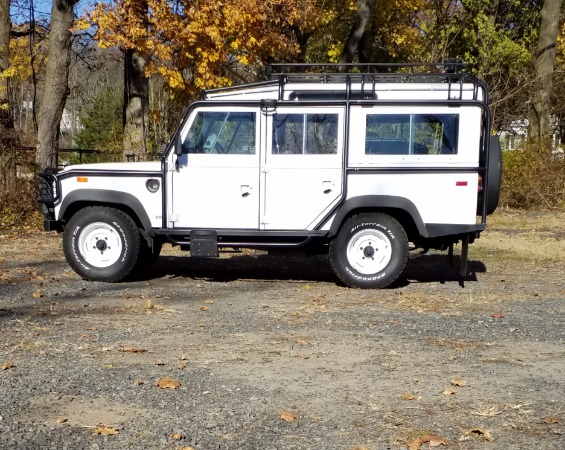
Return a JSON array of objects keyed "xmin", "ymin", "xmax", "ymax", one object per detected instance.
[
  {"xmin": 78, "ymin": 222, "xmax": 123, "ymax": 268},
  {"xmin": 346, "ymin": 229, "xmax": 392, "ymax": 275}
]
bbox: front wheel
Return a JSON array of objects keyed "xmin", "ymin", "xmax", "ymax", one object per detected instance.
[
  {"xmin": 63, "ymin": 206, "xmax": 141, "ymax": 282},
  {"xmin": 329, "ymin": 213, "xmax": 409, "ymax": 289}
]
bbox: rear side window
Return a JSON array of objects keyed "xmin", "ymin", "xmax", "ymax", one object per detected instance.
[
  {"xmin": 366, "ymin": 114, "xmax": 459, "ymax": 155},
  {"xmin": 272, "ymin": 114, "xmax": 338, "ymax": 155}
]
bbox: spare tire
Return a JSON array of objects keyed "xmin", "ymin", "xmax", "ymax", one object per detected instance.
[{"xmin": 485, "ymin": 135, "xmax": 502, "ymax": 215}]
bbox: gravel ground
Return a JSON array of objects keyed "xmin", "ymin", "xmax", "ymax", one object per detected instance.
[{"xmin": 0, "ymin": 228, "xmax": 564, "ymax": 450}]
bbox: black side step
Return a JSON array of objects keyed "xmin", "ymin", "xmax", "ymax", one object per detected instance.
[{"xmin": 190, "ymin": 230, "xmax": 218, "ymax": 257}]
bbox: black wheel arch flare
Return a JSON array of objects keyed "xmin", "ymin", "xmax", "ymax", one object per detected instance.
[
  {"xmin": 327, "ymin": 196, "xmax": 428, "ymax": 240},
  {"xmin": 58, "ymin": 189, "xmax": 155, "ymax": 237}
]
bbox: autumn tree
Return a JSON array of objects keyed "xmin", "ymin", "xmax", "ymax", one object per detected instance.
[
  {"xmin": 529, "ymin": 0, "xmax": 564, "ymax": 140},
  {"xmin": 86, "ymin": 0, "xmax": 318, "ymax": 90},
  {"xmin": 36, "ymin": 0, "xmax": 79, "ymax": 170},
  {"xmin": 0, "ymin": 0, "xmax": 17, "ymax": 190},
  {"xmin": 340, "ymin": 0, "xmax": 377, "ymax": 63}
]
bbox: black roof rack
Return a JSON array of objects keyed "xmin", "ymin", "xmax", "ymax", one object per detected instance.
[
  {"xmin": 264, "ymin": 62, "xmax": 482, "ymax": 102},
  {"xmin": 265, "ymin": 62, "xmax": 474, "ymax": 81}
]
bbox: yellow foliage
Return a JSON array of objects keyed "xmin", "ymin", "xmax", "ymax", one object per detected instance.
[
  {"xmin": 85, "ymin": 0, "xmax": 318, "ymax": 94},
  {"xmin": 6, "ymin": 33, "xmax": 46, "ymax": 82}
]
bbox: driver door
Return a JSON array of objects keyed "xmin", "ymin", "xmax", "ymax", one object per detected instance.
[{"xmin": 169, "ymin": 107, "xmax": 261, "ymax": 229}]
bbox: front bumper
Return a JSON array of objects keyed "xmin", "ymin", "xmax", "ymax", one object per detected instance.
[{"xmin": 37, "ymin": 169, "xmax": 62, "ymax": 232}]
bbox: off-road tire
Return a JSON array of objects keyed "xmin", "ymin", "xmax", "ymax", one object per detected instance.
[
  {"xmin": 329, "ymin": 213, "xmax": 409, "ymax": 289},
  {"xmin": 63, "ymin": 206, "xmax": 141, "ymax": 282},
  {"xmin": 486, "ymin": 135, "xmax": 502, "ymax": 215}
]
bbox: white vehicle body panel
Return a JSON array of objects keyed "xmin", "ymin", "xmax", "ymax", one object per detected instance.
[
  {"xmin": 346, "ymin": 173, "xmax": 479, "ymax": 225},
  {"xmin": 55, "ymin": 162, "xmax": 163, "ymax": 228}
]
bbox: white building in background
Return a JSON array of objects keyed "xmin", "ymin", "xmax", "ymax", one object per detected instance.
[
  {"xmin": 499, "ymin": 119, "xmax": 528, "ymax": 150},
  {"xmin": 499, "ymin": 117, "xmax": 563, "ymax": 153}
]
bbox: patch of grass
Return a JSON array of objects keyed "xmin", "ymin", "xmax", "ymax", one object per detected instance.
[{"xmin": 475, "ymin": 210, "xmax": 565, "ymax": 264}]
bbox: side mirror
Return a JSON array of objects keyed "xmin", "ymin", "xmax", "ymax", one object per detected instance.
[{"xmin": 175, "ymin": 136, "xmax": 183, "ymax": 156}]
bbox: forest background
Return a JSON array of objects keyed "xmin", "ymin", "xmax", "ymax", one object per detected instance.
[{"xmin": 0, "ymin": 0, "xmax": 564, "ymax": 229}]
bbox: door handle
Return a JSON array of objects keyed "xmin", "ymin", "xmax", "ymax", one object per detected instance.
[
  {"xmin": 241, "ymin": 185, "xmax": 252, "ymax": 197},
  {"xmin": 322, "ymin": 181, "xmax": 334, "ymax": 194}
]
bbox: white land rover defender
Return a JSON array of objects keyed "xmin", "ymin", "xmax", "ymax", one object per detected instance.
[{"xmin": 38, "ymin": 63, "xmax": 501, "ymax": 289}]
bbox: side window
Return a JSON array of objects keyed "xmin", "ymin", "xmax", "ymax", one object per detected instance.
[
  {"xmin": 183, "ymin": 111, "xmax": 255, "ymax": 154},
  {"xmin": 366, "ymin": 114, "xmax": 459, "ymax": 155},
  {"xmin": 273, "ymin": 113, "xmax": 338, "ymax": 154}
]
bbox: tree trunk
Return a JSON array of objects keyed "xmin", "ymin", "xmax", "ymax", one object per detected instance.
[
  {"xmin": 123, "ymin": 48, "xmax": 149, "ymax": 161},
  {"xmin": 529, "ymin": 0, "xmax": 563, "ymax": 141},
  {"xmin": 0, "ymin": 0, "xmax": 17, "ymax": 191},
  {"xmin": 36, "ymin": 0, "xmax": 77, "ymax": 170},
  {"xmin": 340, "ymin": 0, "xmax": 376, "ymax": 64}
]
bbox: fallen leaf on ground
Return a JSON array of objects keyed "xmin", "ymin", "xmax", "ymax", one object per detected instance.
[
  {"xmin": 451, "ymin": 377, "xmax": 468, "ymax": 387},
  {"xmin": 490, "ymin": 313, "xmax": 505, "ymax": 319},
  {"xmin": 544, "ymin": 417, "xmax": 560, "ymax": 424},
  {"xmin": 467, "ymin": 427, "xmax": 494, "ymax": 442},
  {"xmin": 121, "ymin": 347, "xmax": 148, "ymax": 353},
  {"xmin": 204, "ymin": 300, "xmax": 214, "ymax": 304},
  {"xmin": 1, "ymin": 361, "xmax": 14, "ymax": 370},
  {"xmin": 279, "ymin": 410, "xmax": 299, "ymax": 422},
  {"xmin": 32, "ymin": 289, "xmax": 43, "ymax": 298},
  {"xmin": 56, "ymin": 417, "xmax": 68, "ymax": 424},
  {"xmin": 401, "ymin": 392, "xmax": 422, "ymax": 401},
  {"xmin": 94, "ymin": 425, "xmax": 119, "ymax": 436},
  {"xmin": 133, "ymin": 379, "xmax": 144, "ymax": 385},
  {"xmin": 171, "ymin": 433, "xmax": 185, "ymax": 440},
  {"xmin": 155, "ymin": 376, "xmax": 181, "ymax": 389},
  {"xmin": 407, "ymin": 434, "xmax": 447, "ymax": 450},
  {"xmin": 443, "ymin": 388, "xmax": 458, "ymax": 395},
  {"xmin": 179, "ymin": 447, "xmax": 195, "ymax": 450},
  {"xmin": 199, "ymin": 306, "xmax": 209, "ymax": 311}
]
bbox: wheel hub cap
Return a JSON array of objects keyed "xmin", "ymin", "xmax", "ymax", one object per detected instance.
[
  {"xmin": 95, "ymin": 239, "xmax": 108, "ymax": 252},
  {"xmin": 78, "ymin": 222, "xmax": 122, "ymax": 268},
  {"xmin": 346, "ymin": 229, "xmax": 392, "ymax": 275}
]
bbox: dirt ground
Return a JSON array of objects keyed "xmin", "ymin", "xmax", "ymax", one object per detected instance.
[{"xmin": 0, "ymin": 209, "xmax": 564, "ymax": 450}]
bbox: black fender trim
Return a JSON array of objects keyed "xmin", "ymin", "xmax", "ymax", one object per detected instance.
[
  {"xmin": 59, "ymin": 190, "xmax": 154, "ymax": 236},
  {"xmin": 425, "ymin": 223, "xmax": 485, "ymax": 237},
  {"xmin": 327, "ymin": 196, "xmax": 428, "ymax": 238}
]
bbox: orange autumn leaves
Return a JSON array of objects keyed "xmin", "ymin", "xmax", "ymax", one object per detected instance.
[{"xmin": 83, "ymin": 0, "xmax": 319, "ymax": 93}]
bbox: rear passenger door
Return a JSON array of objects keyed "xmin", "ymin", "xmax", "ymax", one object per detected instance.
[{"xmin": 261, "ymin": 107, "xmax": 344, "ymax": 230}]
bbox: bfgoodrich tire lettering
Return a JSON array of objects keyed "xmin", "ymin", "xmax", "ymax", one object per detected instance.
[
  {"xmin": 63, "ymin": 206, "xmax": 141, "ymax": 282},
  {"xmin": 329, "ymin": 213, "xmax": 409, "ymax": 289}
]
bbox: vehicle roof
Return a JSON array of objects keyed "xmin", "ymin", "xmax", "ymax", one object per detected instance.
[{"xmin": 203, "ymin": 81, "xmax": 484, "ymax": 102}]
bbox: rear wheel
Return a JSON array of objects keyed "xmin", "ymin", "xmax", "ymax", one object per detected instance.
[
  {"xmin": 63, "ymin": 206, "xmax": 141, "ymax": 282},
  {"xmin": 329, "ymin": 213, "xmax": 409, "ymax": 289}
]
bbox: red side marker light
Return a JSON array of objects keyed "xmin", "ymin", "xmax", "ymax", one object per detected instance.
[{"xmin": 456, "ymin": 181, "xmax": 468, "ymax": 186}]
